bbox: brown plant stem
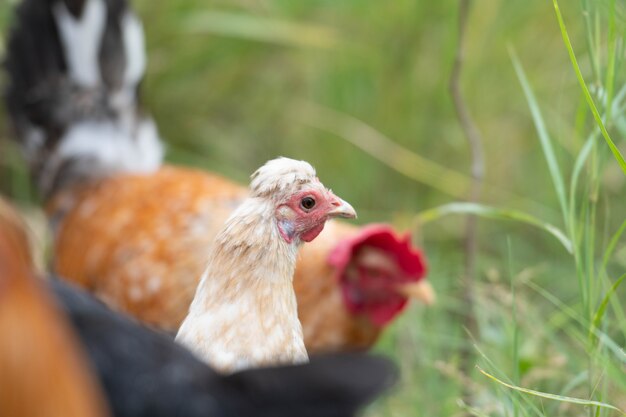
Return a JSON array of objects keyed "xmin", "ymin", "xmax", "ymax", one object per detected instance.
[{"xmin": 449, "ymin": 0, "xmax": 485, "ymax": 406}]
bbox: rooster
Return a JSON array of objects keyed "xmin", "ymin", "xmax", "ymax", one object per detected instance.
[
  {"xmin": 176, "ymin": 157, "xmax": 357, "ymax": 372},
  {"xmin": 0, "ymin": 198, "xmax": 396, "ymax": 417},
  {"xmin": 3, "ymin": 0, "xmax": 431, "ymax": 353}
]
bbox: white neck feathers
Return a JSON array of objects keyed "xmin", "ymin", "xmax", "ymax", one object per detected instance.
[{"xmin": 176, "ymin": 198, "xmax": 308, "ymax": 373}]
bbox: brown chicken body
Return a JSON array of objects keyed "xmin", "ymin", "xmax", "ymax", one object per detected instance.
[{"xmin": 51, "ymin": 167, "xmax": 246, "ymax": 330}]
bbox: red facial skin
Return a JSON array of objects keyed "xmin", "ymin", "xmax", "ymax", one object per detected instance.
[
  {"xmin": 328, "ymin": 225, "xmax": 427, "ymax": 326},
  {"xmin": 276, "ymin": 189, "xmax": 344, "ymax": 244}
]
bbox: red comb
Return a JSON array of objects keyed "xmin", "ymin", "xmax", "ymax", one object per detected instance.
[
  {"xmin": 327, "ymin": 224, "xmax": 428, "ymax": 326},
  {"xmin": 328, "ymin": 224, "xmax": 427, "ymax": 280}
]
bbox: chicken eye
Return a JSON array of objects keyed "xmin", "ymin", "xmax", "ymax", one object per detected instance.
[{"xmin": 300, "ymin": 196, "xmax": 316, "ymax": 211}]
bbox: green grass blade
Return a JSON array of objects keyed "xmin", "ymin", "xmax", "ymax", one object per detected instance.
[
  {"xmin": 580, "ymin": 0, "xmax": 601, "ymax": 84},
  {"xmin": 527, "ymin": 281, "xmax": 626, "ymax": 365},
  {"xmin": 568, "ymin": 133, "xmax": 595, "ymax": 240},
  {"xmin": 184, "ymin": 11, "xmax": 340, "ymax": 49},
  {"xmin": 553, "ymin": 0, "xmax": 626, "ymax": 175},
  {"xmin": 601, "ymin": 219, "xmax": 626, "ymax": 271},
  {"xmin": 473, "ymin": 343, "xmax": 545, "ymax": 416},
  {"xmin": 603, "ymin": 0, "xmax": 617, "ymax": 122},
  {"xmin": 478, "ymin": 366, "xmax": 626, "ymax": 415},
  {"xmin": 414, "ymin": 202, "xmax": 572, "ymax": 253},
  {"xmin": 561, "ymin": 371, "xmax": 590, "ymax": 399},
  {"xmin": 510, "ymin": 48, "xmax": 569, "ymax": 223},
  {"xmin": 590, "ymin": 273, "xmax": 626, "ymax": 342}
]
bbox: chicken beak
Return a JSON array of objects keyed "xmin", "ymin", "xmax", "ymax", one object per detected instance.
[
  {"xmin": 395, "ymin": 281, "xmax": 436, "ymax": 305},
  {"xmin": 326, "ymin": 196, "xmax": 357, "ymax": 219}
]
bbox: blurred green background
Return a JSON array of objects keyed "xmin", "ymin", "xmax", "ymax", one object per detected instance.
[{"xmin": 1, "ymin": 0, "xmax": 625, "ymax": 415}]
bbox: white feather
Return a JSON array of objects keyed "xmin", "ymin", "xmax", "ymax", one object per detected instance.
[
  {"xmin": 250, "ymin": 157, "xmax": 317, "ymax": 199},
  {"xmin": 56, "ymin": 118, "xmax": 164, "ymax": 173},
  {"xmin": 107, "ymin": 11, "xmax": 147, "ymax": 114},
  {"xmin": 121, "ymin": 11, "xmax": 146, "ymax": 86},
  {"xmin": 23, "ymin": 127, "xmax": 45, "ymax": 160},
  {"xmin": 52, "ymin": 0, "xmax": 107, "ymax": 87}
]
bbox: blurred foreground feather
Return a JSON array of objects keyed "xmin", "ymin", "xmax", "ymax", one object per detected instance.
[{"xmin": 0, "ymin": 198, "xmax": 111, "ymax": 417}]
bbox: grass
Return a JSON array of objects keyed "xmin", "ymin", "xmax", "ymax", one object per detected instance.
[{"xmin": 0, "ymin": 0, "xmax": 625, "ymax": 415}]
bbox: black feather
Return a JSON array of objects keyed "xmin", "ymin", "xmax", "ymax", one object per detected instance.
[{"xmin": 50, "ymin": 279, "xmax": 397, "ymax": 417}]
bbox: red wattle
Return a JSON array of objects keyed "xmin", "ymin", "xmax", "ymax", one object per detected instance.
[
  {"xmin": 328, "ymin": 224, "xmax": 428, "ymax": 326},
  {"xmin": 300, "ymin": 223, "xmax": 325, "ymax": 242}
]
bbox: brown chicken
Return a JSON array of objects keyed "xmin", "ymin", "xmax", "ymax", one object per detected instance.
[
  {"xmin": 4, "ymin": 0, "xmax": 431, "ymax": 354},
  {"xmin": 0, "ymin": 198, "xmax": 110, "ymax": 417}
]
